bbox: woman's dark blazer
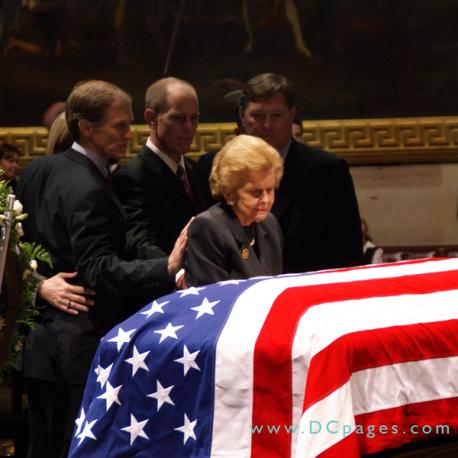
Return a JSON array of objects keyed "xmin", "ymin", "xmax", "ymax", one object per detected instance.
[{"xmin": 184, "ymin": 201, "xmax": 283, "ymax": 287}]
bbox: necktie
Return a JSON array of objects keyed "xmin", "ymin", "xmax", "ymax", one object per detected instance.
[{"xmin": 176, "ymin": 164, "xmax": 195, "ymax": 205}]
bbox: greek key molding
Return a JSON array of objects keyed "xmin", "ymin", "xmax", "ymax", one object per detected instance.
[
  {"xmin": 299, "ymin": 117, "xmax": 458, "ymax": 165},
  {"xmin": 1, "ymin": 117, "xmax": 457, "ymax": 166}
]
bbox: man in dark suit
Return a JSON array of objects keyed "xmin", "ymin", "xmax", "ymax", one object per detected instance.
[
  {"xmin": 112, "ymin": 77, "xmax": 213, "ymax": 260},
  {"xmin": 17, "ymin": 80, "xmax": 187, "ymax": 457},
  {"xmin": 239, "ymin": 73, "xmax": 363, "ymax": 273}
]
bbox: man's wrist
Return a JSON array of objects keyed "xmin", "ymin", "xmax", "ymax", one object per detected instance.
[{"xmin": 36, "ymin": 278, "xmax": 45, "ymax": 299}]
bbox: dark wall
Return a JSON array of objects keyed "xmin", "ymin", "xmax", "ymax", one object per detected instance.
[{"xmin": 0, "ymin": 0, "xmax": 457, "ymax": 126}]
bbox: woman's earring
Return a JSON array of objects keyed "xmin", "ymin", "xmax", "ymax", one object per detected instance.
[{"xmin": 227, "ymin": 200, "xmax": 234, "ymax": 206}]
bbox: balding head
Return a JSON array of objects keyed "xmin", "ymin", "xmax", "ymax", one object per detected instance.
[
  {"xmin": 144, "ymin": 77, "xmax": 199, "ymax": 162},
  {"xmin": 145, "ymin": 77, "xmax": 197, "ymax": 114}
]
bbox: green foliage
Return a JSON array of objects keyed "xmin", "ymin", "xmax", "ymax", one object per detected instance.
[{"xmin": 0, "ymin": 179, "xmax": 52, "ymax": 368}]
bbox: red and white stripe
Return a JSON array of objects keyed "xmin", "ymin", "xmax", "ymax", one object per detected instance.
[{"xmin": 211, "ymin": 258, "xmax": 458, "ymax": 457}]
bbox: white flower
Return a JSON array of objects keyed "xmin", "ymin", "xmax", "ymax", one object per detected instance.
[
  {"xmin": 15, "ymin": 222, "xmax": 24, "ymax": 237},
  {"xmin": 30, "ymin": 259, "xmax": 38, "ymax": 271},
  {"xmin": 13, "ymin": 200, "xmax": 23, "ymax": 216}
]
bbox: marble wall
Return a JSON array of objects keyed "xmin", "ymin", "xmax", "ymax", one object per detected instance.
[{"xmin": 351, "ymin": 164, "xmax": 458, "ymax": 246}]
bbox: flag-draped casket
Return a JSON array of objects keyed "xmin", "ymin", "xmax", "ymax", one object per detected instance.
[{"xmin": 69, "ymin": 258, "xmax": 458, "ymax": 457}]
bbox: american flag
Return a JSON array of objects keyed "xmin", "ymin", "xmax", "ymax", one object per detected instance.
[{"xmin": 68, "ymin": 258, "xmax": 458, "ymax": 457}]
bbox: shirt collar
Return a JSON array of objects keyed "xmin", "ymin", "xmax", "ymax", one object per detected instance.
[
  {"xmin": 278, "ymin": 139, "xmax": 292, "ymax": 160},
  {"xmin": 72, "ymin": 141, "xmax": 108, "ymax": 178},
  {"xmin": 146, "ymin": 138, "xmax": 186, "ymax": 174}
]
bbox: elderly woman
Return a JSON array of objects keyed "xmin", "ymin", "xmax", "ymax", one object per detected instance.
[{"xmin": 184, "ymin": 134, "xmax": 283, "ymax": 286}]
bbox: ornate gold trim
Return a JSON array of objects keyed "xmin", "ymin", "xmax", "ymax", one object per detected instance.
[
  {"xmin": 299, "ymin": 116, "xmax": 458, "ymax": 165},
  {"xmin": 1, "ymin": 116, "xmax": 457, "ymax": 166}
]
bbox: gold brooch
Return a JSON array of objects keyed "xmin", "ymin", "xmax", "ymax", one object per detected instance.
[{"xmin": 241, "ymin": 247, "xmax": 250, "ymax": 260}]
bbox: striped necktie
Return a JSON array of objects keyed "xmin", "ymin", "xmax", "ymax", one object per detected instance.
[{"xmin": 176, "ymin": 164, "xmax": 195, "ymax": 205}]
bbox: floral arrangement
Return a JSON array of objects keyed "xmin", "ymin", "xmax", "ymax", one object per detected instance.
[{"xmin": 0, "ymin": 178, "xmax": 51, "ymax": 367}]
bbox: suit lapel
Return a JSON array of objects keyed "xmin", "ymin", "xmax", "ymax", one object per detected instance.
[
  {"xmin": 255, "ymin": 221, "xmax": 274, "ymax": 273},
  {"xmin": 184, "ymin": 157, "xmax": 209, "ymax": 212},
  {"xmin": 223, "ymin": 204, "xmax": 249, "ymax": 246},
  {"xmin": 65, "ymin": 148, "xmax": 106, "ymax": 179},
  {"xmin": 222, "ymin": 204, "xmax": 267, "ymax": 274},
  {"xmin": 141, "ymin": 147, "xmax": 196, "ymax": 210},
  {"xmin": 273, "ymin": 140, "xmax": 310, "ymax": 219},
  {"xmin": 64, "ymin": 149, "xmax": 126, "ymax": 222}
]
